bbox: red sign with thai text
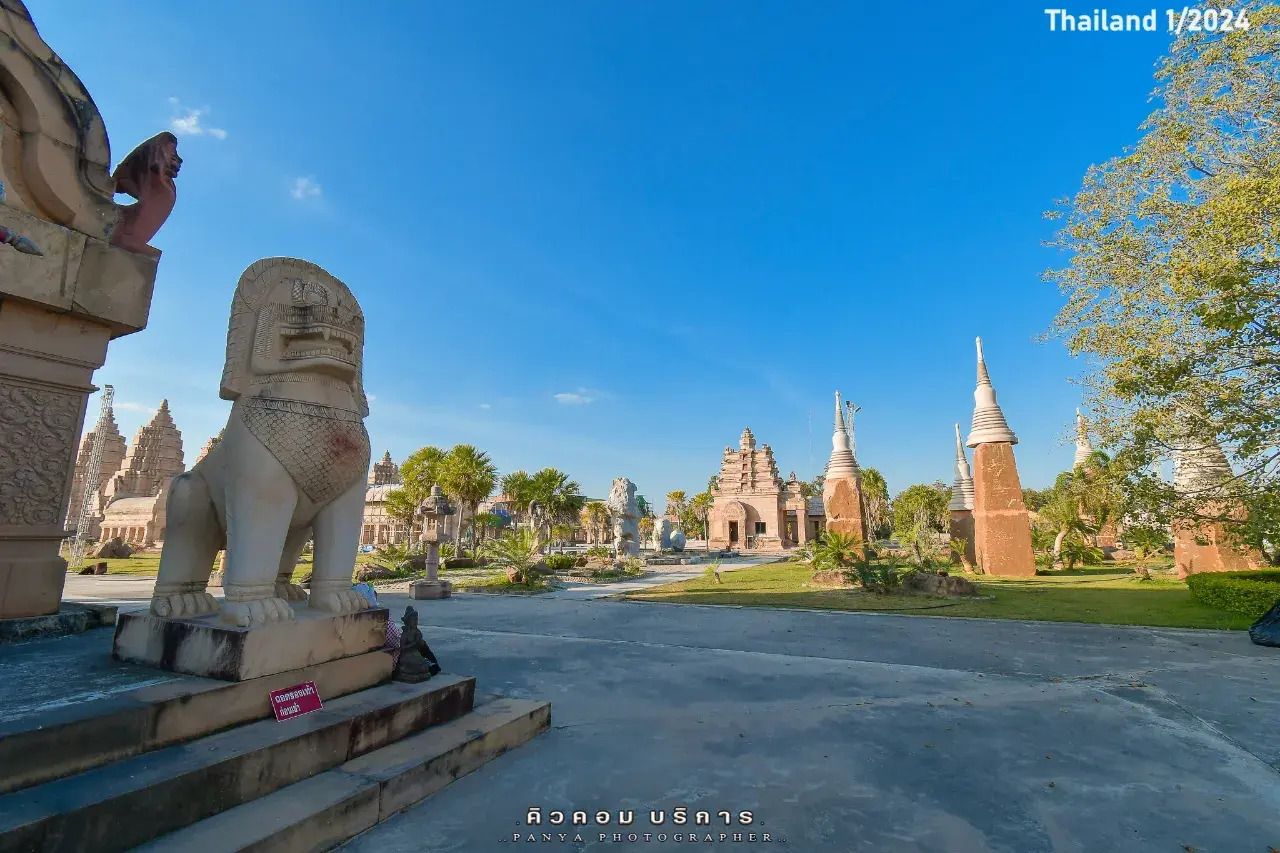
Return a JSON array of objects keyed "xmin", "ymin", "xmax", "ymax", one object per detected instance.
[{"xmin": 269, "ymin": 681, "xmax": 323, "ymax": 721}]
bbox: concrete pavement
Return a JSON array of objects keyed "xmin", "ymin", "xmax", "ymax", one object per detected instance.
[{"xmin": 24, "ymin": 572, "xmax": 1280, "ymax": 851}]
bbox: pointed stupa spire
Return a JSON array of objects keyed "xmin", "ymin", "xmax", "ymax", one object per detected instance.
[
  {"xmin": 1073, "ymin": 407, "xmax": 1094, "ymax": 469},
  {"xmin": 966, "ymin": 337, "xmax": 1018, "ymax": 447},
  {"xmin": 948, "ymin": 423, "xmax": 975, "ymax": 511},
  {"xmin": 826, "ymin": 391, "xmax": 858, "ymax": 479}
]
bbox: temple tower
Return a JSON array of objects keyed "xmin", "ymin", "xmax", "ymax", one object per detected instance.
[
  {"xmin": 65, "ymin": 405, "xmax": 127, "ymax": 537},
  {"xmin": 194, "ymin": 429, "xmax": 224, "ymax": 464},
  {"xmin": 822, "ymin": 391, "xmax": 867, "ymax": 543},
  {"xmin": 369, "ymin": 450, "xmax": 400, "ymax": 486},
  {"xmin": 966, "ymin": 338, "xmax": 1034, "ymax": 576},
  {"xmin": 1172, "ymin": 438, "xmax": 1262, "ymax": 578},
  {"xmin": 1073, "ymin": 408, "xmax": 1093, "ymax": 470},
  {"xmin": 947, "ymin": 423, "xmax": 976, "ymax": 568},
  {"xmin": 104, "ymin": 400, "xmax": 185, "ymax": 502}
]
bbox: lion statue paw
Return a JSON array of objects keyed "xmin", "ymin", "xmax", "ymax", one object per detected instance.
[
  {"xmin": 220, "ymin": 597, "xmax": 297, "ymax": 627},
  {"xmin": 151, "ymin": 592, "xmax": 220, "ymax": 618},
  {"xmin": 309, "ymin": 588, "xmax": 371, "ymax": 615},
  {"xmin": 275, "ymin": 582, "xmax": 309, "ymax": 602}
]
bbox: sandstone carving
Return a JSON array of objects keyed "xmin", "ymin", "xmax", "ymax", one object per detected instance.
[
  {"xmin": 607, "ymin": 477, "xmax": 640, "ymax": 557},
  {"xmin": 110, "ymin": 132, "xmax": 181, "ymax": 256},
  {"xmin": 150, "ymin": 258, "xmax": 372, "ymax": 627}
]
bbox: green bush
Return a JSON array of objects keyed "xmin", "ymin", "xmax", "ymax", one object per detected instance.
[
  {"xmin": 586, "ymin": 544, "xmax": 611, "ymax": 560},
  {"xmin": 544, "ymin": 554, "xmax": 578, "ymax": 572},
  {"xmin": 1185, "ymin": 570, "xmax": 1280, "ymax": 618}
]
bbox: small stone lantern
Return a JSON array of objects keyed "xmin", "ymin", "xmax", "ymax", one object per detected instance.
[{"xmin": 411, "ymin": 485, "xmax": 455, "ymax": 600}]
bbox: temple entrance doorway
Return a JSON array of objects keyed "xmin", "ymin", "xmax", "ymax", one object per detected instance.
[{"xmin": 728, "ymin": 521, "xmax": 739, "ymax": 546}]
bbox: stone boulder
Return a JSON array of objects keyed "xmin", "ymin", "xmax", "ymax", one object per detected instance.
[
  {"xmin": 670, "ymin": 530, "xmax": 686, "ymax": 551},
  {"xmin": 811, "ymin": 570, "xmax": 853, "ymax": 587},
  {"xmin": 354, "ymin": 564, "xmax": 399, "ymax": 582},
  {"xmin": 907, "ymin": 572, "xmax": 978, "ymax": 597},
  {"xmin": 93, "ymin": 537, "xmax": 132, "ymax": 559},
  {"xmin": 397, "ymin": 555, "xmax": 429, "ymax": 574}
]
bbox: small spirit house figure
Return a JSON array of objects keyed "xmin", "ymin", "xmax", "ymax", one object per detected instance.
[{"xmin": 392, "ymin": 606, "xmax": 441, "ymax": 683}]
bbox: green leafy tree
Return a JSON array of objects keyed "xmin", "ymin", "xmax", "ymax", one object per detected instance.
[
  {"xmin": 665, "ymin": 490, "xmax": 688, "ymax": 521},
  {"xmin": 638, "ymin": 515, "xmax": 655, "ymax": 544},
  {"xmin": 861, "ymin": 467, "xmax": 892, "ymax": 540},
  {"xmin": 802, "ymin": 474, "xmax": 826, "ymax": 499},
  {"xmin": 636, "ymin": 495, "xmax": 653, "ymax": 518},
  {"xmin": 892, "ymin": 484, "xmax": 948, "ymax": 541},
  {"xmin": 383, "ymin": 488, "xmax": 421, "ymax": 550},
  {"xmin": 1022, "ymin": 488, "xmax": 1054, "ymax": 513},
  {"xmin": 810, "ymin": 531, "xmax": 865, "ymax": 575},
  {"xmin": 1045, "ymin": 9, "xmax": 1280, "ymax": 555},
  {"xmin": 437, "ymin": 445, "xmax": 497, "ymax": 557}
]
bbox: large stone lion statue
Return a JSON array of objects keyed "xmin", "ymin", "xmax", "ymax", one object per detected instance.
[{"xmin": 150, "ymin": 258, "xmax": 373, "ymax": 626}]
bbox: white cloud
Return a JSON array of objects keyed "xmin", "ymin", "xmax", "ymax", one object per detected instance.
[
  {"xmin": 554, "ymin": 389, "xmax": 595, "ymax": 405},
  {"xmin": 290, "ymin": 176, "xmax": 322, "ymax": 201},
  {"xmin": 168, "ymin": 102, "xmax": 227, "ymax": 140},
  {"xmin": 479, "ymin": 403, "xmax": 491, "ymax": 410}
]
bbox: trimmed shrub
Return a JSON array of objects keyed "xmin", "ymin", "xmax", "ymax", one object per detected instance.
[
  {"xmin": 544, "ymin": 554, "xmax": 578, "ymax": 572},
  {"xmin": 1185, "ymin": 570, "xmax": 1280, "ymax": 618}
]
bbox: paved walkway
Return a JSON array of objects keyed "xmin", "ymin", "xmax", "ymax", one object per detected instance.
[{"xmin": 32, "ymin": 571, "xmax": 1280, "ymax": 851}]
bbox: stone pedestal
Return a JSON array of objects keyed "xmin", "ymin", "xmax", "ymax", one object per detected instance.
[
  {"xmin": 0, "ymin": 7, "xmax": 162, "ymax": 619},
  {"xmin": 823, "ymin": 475, "xmax": 867, "ymax": 543},
  {"xmin": 410, "ymin": 580, "xmax": 453, "ymax": 600},
  {"xmin": 971, "ymin": 442, "xmax": 1035, "ymax": 577},
  {"xmin": 111, "ymin": 605, "xmax": 389, "ymax": 681},
  {"xmin": 949, "ymin": 509, "xmax": 976, "ymax": 568}
]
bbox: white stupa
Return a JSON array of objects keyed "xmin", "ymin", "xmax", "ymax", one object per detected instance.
[
  {"xmin": 966, "ymin": 337, "xmax": 1018, "ymax": 447},
  {"xmin": 826, "ymin": 391, "xmax": 858, "ymax": 480},
  {"xmin": 948, "ymin": 423, "xmax": 975, "ymax": 511},
  {"xmin": 1073, "ymin": 408, "xmax": 1094, "ymax": 469}
]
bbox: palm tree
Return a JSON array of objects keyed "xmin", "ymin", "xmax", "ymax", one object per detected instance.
[
  {"xmin": 581, "ymin": 501, "xmax": 612, "ymax": 545},
  {"xmin": 861, "ymin": 467, "xmax": 892, "ymax": 541},
  {"xmin": 690, "ymin": 491, "xmax": 714, "ymax": 549},
  {"xmin": 437, "ymin": 445, "xmax": 497, "ymax": 557},
  {"xmin": 483, "ymin": 529, "xmax": 542, "ymax": 584},
  {"xmin": 811, "ymin": 531, "xmax": 865, "ymax": 575},
  {"xmin": 529, "ymin": 468, "xmax": 585, "ymax": 540},
  {"xmin": 665, "ymin": 490, "xmax": 688, "ymax": 521},
  {"xmin": 499, "ymin": 470, "xmax": 535, "ymax": 531},
  {"xmin": 638, "ymin": 515, "xmax": 655, "ymax": 548}
]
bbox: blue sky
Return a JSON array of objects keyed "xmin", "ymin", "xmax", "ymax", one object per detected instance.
[{"xmin": 40, "ymin": 1, "xmax": 1174, "ymax": 501}]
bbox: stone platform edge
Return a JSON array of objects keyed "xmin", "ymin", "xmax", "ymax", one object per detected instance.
[{"xmin": 0, "ymin": 649, "xmax": 393, "ymax": 795}]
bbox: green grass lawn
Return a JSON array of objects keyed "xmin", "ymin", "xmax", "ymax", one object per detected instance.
[{"xmin": 625, "ymin": 560, "xmax": 1254, "ymax": 630}]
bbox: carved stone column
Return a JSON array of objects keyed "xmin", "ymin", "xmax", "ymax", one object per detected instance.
[{"xmin": 0, "ymin": 3, "xmax": 163, "ymax": 618}]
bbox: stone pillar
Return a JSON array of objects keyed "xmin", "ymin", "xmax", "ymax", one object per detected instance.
[
  {"xmin": 971, "ymin": 443, "xmax": 1035, "ymax": 576},
  {"xmin": 0, "ymin": 5, "xmax": 167, "ymax": 618},
  {"xmin": 966, "ymin": 339, "xmax": 1034, "ymax": 577}
]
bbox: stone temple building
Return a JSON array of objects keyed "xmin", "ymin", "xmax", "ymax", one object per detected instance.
[
  {"xmin": 64, "ymin": 405, "xmax": 127, "ymax": 539},
  {"xmin": 362, "ymin": 451, "xmax": 417, "ymax": 546},
  {"xmin": 708, "ymin": 428, "xmax": 818, "ymax": 550},
  {"xmin": 98, "ymin": 400, "xmax": 185, "ymax": 546}
]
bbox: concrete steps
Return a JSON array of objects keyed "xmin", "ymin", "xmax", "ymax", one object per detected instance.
[
  {"xmin": 135, "ymin": 696, "xmax": 551, "ymax": 852},
  {"xmin": 0, "ymin": 650, "xmax": 394, "ymax": 795},
  {"xmin": 0, "ymin": 674, "xmax": 477, "ymax": 852}
]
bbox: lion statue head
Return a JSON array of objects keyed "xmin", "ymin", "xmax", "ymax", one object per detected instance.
[
  {"xmin": 220, "ymin": 258, "xmax": 368, "ymax": 415},
  {"xmin": 112, "ymin": 131, "xmax": 181, "ymax": 199}
]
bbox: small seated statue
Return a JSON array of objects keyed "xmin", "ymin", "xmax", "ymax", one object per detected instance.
[{"xmin": 393, "ymin": 606, "xmax": 442, "ymax": 683}]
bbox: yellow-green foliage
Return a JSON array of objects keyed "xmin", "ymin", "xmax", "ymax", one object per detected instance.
[{"xmin": 1185, "ymin": 570, "xmax": 1280, "ymax": 618}]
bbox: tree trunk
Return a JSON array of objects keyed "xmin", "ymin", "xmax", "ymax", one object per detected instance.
[{"xmin": 1052, "ymin": 526, "xmax": 1068, "ymax": 568}]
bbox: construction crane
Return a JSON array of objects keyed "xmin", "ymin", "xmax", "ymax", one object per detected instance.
[{"xmin": 68, "ymin": 385, "xmax": 114, "ymax": 569}]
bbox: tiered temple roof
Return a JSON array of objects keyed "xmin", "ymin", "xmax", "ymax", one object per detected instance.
[
  {"xmin": 715, "ymin": 428, "xmax": 783, "ymax": 495},
  {"xmin": 105, "ymin": 400, "xmax": 185, "ymax": 501},
  {"xmin": 368, "ymin": 450, "xmax": 400, "ymax": 486},
  {"xmin": 66, "ymin": 406, "xmax": 126, "ymax": 529}
]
